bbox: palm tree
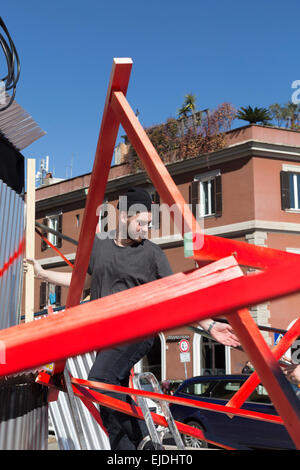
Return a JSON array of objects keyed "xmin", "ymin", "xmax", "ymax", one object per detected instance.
[
  {"xmin": 285, "ymin": 101, "xmax": 299, "ymax": 128},
  {"xmin": 236, "ymin": 106, "xmax": 271, "ymax": 125},
  {"xmin": 178, "ymin": 93, "xmax": 197, "ymax": 118},
  {"xmin": 268, "ymin": 103, "xmax": 284, "ymax": 127}
]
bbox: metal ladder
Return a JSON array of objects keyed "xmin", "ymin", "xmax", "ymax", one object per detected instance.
[{"xmin": 132, "ymin": 372, "xmax": 185, "ymax": 450}]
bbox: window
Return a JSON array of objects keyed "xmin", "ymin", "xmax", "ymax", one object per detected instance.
[
  {"xmin": 210, "ymin": 380, "xmax": 271, "ymax": 403},
  {"xmin": 180, "ymin": 380, "xmax": 214, "ymax": 397},
  {"xmin": 48, "ymin": 215, "xmax": 59, "ymax": 245},
  {"xmin": 281, "ymin": 170, "xmax": 300, "ymax": 210},
  {"xmin": 41, "ymin": 213, "xmax": 62, "ymax": 251},
  {"xmin": 190, "ymin": 170, "xmax": 222, "ymax": 219},
  {"xmin": 248, "ymin": 385, "xmax": 271, "ymax": 404},
  {"xmin": 202, "ymin": 178, "xmax": 216, "ymax": 216},
  {"xmin": 210, "ymin": 380, "xmax": 244, "ymax": 400},
  {"xmin": 40, "ymin": 282, "xmax": 61, "ymax": 309}
]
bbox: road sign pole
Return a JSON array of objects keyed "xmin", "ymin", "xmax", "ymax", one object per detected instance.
[{"xmin": 184, "ymin": 362, "xmax": 187, "ymax": 380}]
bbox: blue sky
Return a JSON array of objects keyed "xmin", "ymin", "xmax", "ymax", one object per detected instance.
[{"xmin": 1, "ymin": 1, "xmax": 300, "ymax": 183}]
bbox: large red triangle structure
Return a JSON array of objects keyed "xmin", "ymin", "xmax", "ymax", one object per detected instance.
[{"xmin": 1, "ymin": 58, "xmax": 300, "ymax": 449}]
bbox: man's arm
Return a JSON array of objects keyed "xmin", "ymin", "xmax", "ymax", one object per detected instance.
[
  {"xmin": 24, "ymin": 258, "xmax": 92, "ymax": 289},
  {"xmin": 199, "ymin": 318, "xmax": 241, "ymax": 348}
]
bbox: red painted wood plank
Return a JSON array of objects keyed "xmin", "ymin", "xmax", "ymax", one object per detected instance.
[
  {"xmin": 1, "ymin": 259, "xmax": 300, "ymax": 380},
  {"xmin": 226, "ymin": 309, "xmax": 300, "ymax": 449},
  {"xmin": 70, "ymin": 377, "xmax": 284, "ymax": 425},
  {"xmin": 49, "ymin": 59, "xmax": 133, "ymax": 381},
  {"xmin": 111, "ymin": 90, "xmax": 202, "ymax": 238},
  {"xmin": 0, "ymin": 259, "xmax": 244, "ymax": 378},
  {"xmin": 226, "ymin": 317, "xmax": 300, "ymax": 409},
  {"xmin": 186, "ymin": 231, "xmax": 300, "ymax": 270},
  {"xmin": 66, "ymin": 59, "xmax": 133, "ymax": 310}
]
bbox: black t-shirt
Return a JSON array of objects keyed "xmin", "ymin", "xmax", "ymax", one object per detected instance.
[{"xmin": 88, "ymin": 233, "xmax": 173, "ymax": 301}]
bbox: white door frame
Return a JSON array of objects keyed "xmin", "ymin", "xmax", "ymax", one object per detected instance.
[{"xmin": 192, "ymin": 333, "xmax": 231, "ymax": 376}]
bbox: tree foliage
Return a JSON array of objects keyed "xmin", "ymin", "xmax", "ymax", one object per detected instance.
[{"xmin": 124, "ymin": 102, "xmax": 237, "ymax": 172}]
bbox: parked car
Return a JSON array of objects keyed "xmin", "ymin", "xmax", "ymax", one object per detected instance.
[{"xmin": 169, "ymin": 375, "xmax": 296, "ymax": 450}]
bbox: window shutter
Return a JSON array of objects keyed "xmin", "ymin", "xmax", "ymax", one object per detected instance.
[
  {"xmin": 57, "ymin": 214, "xmax": 63, "ymax": 248},
  {"xmin": 214, "ymin": 175, "xmax": 222, "ymax": 217},
  {"xmin": 55, "ymin": 285, "xmax": 61, "ymax": 307},
  {"xmin": 151, "ymin": 191, "xmax": 161, "ymax": 229},
  {"xmin": 189, "ymin": 181, "xmax": 199, "ymax": 219},
  {"xmin": 280, "ymin": 171, "xmax": 290, "ymax": 210},
  {"xmin": 41, "ymin": 218, "xmax": 48, "ymax": 251},
  {"xmin": 40, "ymin": 282, "xmax": 47, "ymax": 309}
]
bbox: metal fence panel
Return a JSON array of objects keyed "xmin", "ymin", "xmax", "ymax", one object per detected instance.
[{"xmin": 0, "ymin": 179, "xmax": 24, "ymax": 330}]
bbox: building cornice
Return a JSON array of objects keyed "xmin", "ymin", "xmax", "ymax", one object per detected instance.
[{"xmin": 35, "ymin": 140, "xmax": 300, "ymax": 212}]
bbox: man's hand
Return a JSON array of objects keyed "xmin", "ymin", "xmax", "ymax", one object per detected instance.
[
  {"xmin": 283, "ymin": 363, "xmax": 300, "ymax": 385},
  {"xmin": 23, "ymin": 258, "xmax": 44, "ymax": 279},
  {"xmin": 209, "ymin": 322, "xmax": 241, "ymax": 348}
]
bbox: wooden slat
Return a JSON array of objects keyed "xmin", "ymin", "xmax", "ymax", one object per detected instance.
[
  {"xmin": 48, "ymin": 58, "xmax": 133, "ymax": 383},
  {"xmin": 226, "ymin": 317, "xmax": 300, "ymax": 408},
  {"xmin": 225, "ymin": 308, "xmax": 300, "ymax": 449},
  {"xmin": 24, "ymin": 159, "xmax": 35, "ymax": 323},
  {"xmin": 111, "ymin": 90, "xmax": 202, "ymax": 239},
  {"xmin": 0, "ymin": 257, "xmax": 244, "ymax": 377}
]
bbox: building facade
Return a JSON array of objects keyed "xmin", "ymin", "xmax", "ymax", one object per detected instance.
[{"xmin": 23, "ymin": 124, "xmax": 300, "ymax": 387}]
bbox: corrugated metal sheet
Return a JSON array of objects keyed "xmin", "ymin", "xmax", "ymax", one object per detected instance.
[
  {"xmin": 49, "ymin": 352, "xmax": 110, "ymax": 450},
  {"xmin": 0, "ymin": 374, "xmax": 48, "ymax": 450},
  {"xmin": 0, "ymin": 92, "xmax": 46, "ymax": 150},
  {"xmin": 0, "ymin": 179, "xmax": 24, "ymax": 330},
  {"xmin": 0, "ymin": 181, "xmax": 48, "ymax": 450}
]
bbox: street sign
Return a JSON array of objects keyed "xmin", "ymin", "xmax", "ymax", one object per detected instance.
[
  {"xmin": 179, "ymin": 341, "xmax": 190, "ymax": 380},
  {"xmin": 180, "ymin": 352, "xmax": 191, "ymax": 363},
  {"xmin": 179, "ymin": 339, "xmax": 190, "ymax": 353}
]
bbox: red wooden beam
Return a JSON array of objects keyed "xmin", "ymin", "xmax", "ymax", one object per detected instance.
[
  {"xmin": 226, "ymin": 317, "xmax": 300, "ymax": 409},
  {"xmin": 111, "ymin": 90, "xmax": 202, "ymax": 239},
  {"xmin": 0, "ymin": 258, "xmax": 244, "ymax": 377},
  {"xmin": 225, "ymin": 308, "xmax": 300, "ymax": 449},
  {"xmin": 38, "ymin": 371, "xmax": 235, "ymax": 449},
  {"xmin": 0, "ymin": 258, "xmax": 299, "ymax": 378},
  {"xmin": 69, "ymin": 376, "xmax": 284, "ymax": 425},
  {"xmin": 66, "ymin": 59, "xmax": 133, "ymax": 311},
  {"xmin": 49, "ymin": 58, "xmax": 133, "ymax": 382},
  {"xmin": 185, "ymin": 231, "xmax": 300, "ymax": 270}
]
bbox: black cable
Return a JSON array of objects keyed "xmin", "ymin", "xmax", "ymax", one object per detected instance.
[
  {"xmin": 35, "ymin": 221, "xmax": 79, "ymax": 246},
  {"xmin": 0, "ymin": 16, "xmax": 20, "ymax": 111}
]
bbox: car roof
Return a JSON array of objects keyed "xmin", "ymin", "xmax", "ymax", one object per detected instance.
[{"xmin": 178, "ymin": 375, "xmax": 249, "ymax": 385}]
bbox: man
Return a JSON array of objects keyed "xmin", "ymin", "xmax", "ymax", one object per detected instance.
[{"xmin": 27, "ymin": 187, "xmax": 240, "ymax": 449}]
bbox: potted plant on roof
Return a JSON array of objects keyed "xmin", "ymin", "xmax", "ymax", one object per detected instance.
[{"xmin": 236, "ymin": 105, "xmax": 271, "ymax": 125}]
